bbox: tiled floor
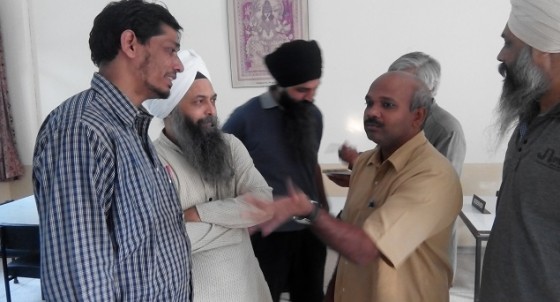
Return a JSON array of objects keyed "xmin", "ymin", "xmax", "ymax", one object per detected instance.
[
  {"xmin": 0, "ymin": 273, "xmax": 42, "ymax": 302},
  {"xmin": 1, "ymin": 247, "xmax": 479, "ymax": 302}
]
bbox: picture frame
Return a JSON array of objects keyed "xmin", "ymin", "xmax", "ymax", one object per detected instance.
[{"xmin": 227, "ymin": 0, "xmax": 309, "ymax": 88}]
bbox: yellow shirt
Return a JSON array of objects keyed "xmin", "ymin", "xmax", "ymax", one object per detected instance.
[{"xmin": 335, "ymin": 131, "xmax": 462, "ymax": 302}]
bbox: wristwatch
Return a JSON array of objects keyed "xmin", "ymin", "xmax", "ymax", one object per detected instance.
[{"xmin": 292, "ymin": 200, "xmax": 321, "ymax": 225}]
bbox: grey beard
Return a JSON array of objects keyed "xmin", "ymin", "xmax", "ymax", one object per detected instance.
[
  {"xmin": 495, "ymin": 46, "xmax": 549, "ymax": 143},
  {"xmin": 167, "ymin": 109, "xmax": 234, "ymax": 184}
]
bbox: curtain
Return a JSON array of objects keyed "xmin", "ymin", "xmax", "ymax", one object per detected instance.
[{"xmin": 0, "ymin": 25, "xmax": 24, "ymax": 181}]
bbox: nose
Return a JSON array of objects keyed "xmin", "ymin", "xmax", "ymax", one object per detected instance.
[
  {"xmin": 205, "ymin": 102, "xmax": 217, "ymax": 116},
  {"xmin": 364, "ymin": 104, "xmax": 380, "ymax": 119},
  {"xmin": 208, "ymin": 105, "xmax": 216, "ymax": 116},
  {"xmin": 303, "ymin": 90, "xmax": 316, "ymax": 102},
  {"xmin": 496, "ymin": 46, "xmax": 506, "ymax": 63},
  {"xmin": 174, "ymin": 54, "xmax": 184, "ymax": 73}
]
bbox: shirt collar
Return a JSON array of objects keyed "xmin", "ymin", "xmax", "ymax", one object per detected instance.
[
  {"xmin": 259, "ymin": 90, "xmax": 279, "ymax": 109},
  {"xmin": 545, "ymin": 101, "xmax": 560, "ymax": 118},
  {"xmin": 157, "ymin": 130, "xmax": 183, "ymax": 154},
  {"xmin": 91, "ymin": 72, "xmax": 150, "ymax": 128},
  {"xmin": 366, "ymin": 131, "xmax": 428, "ymax": 172}
]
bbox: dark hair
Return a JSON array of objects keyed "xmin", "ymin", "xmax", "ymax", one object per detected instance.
[{"xmin": 89, "ymin": 0, "xmax": 182, "ymax": 67}]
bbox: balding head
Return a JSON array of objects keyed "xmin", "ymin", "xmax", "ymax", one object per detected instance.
[
  {"xmin": 370, "ymin": 71, "xmax": 433, "ymax": 112},
  {"xmin": 363, "ymin": 71, "xmax": 433, "ymax": 159}
]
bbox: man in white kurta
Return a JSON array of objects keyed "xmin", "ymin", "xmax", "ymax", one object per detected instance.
[{"xmin": 144, "ymin": 49, "xmax": 273, "ymax": 302}]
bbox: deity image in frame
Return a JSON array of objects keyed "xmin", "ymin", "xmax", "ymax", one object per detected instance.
[{"xmin": 228, "ymin": 0, "xmax": 309, "ymax": 87}]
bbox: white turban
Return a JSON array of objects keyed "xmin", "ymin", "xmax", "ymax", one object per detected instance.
[
  {"xmin": 508, "ymin": 0, "xmax": 560, "ymax": 53},
  {"xmin": 143, "ymin": 49, "xmax": 211, "ymax": 118}
]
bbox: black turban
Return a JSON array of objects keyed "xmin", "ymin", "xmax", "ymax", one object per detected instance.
[{"xmin": 265, "ymin": 40, "xmax": 322, "ymax": 87}]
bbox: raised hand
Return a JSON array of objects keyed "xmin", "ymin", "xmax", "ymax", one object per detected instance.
[{"xmin": 338, "ymin": 143, "xmax": 359, "ymax": 168}]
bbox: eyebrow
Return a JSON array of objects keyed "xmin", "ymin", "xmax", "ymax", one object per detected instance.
[
  {"xmin": 379, "ymin": 96, "xmax": 395, "ymax": 103},
  {"xmin": 194, "ymin": 93, "xmax": 217, "ymax": 99}
]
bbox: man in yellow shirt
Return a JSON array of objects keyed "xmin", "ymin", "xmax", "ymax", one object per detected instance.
[{"xmin": 250, "ymin": 71, "xmax": 462, "ymax": 302}]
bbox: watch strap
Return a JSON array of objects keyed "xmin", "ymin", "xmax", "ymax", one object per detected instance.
[{"xmin": 292, "ymin": 200, "xmax": 320, "ymax": 225}]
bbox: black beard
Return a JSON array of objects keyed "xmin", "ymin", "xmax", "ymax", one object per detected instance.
[
  {"xmin": 139, "ymin": 52, "xmax": 170, "ymax": 99},
  {"xmin": 277, "ymin": 89, "xmax": 319, "ymax": 163},
  {"xmin": 496, "ymin": 46, "xmax": 549, "ymax": 142},
  {"xmin": 149, "ymin": 85, "xmax": 170, "ymax": 100},
  {"xmin": 167, "ymin": 109, "xmax": 234, "ymax": 184}
]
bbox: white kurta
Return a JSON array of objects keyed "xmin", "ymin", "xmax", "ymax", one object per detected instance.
[{"xmin": 154, "ymin": 132, "xmax": 273, "ymax": 302}]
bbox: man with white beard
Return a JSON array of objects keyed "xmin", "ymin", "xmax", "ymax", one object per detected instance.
[
  {"xmin": 143, "ymin": 50, "xmax": 273, "ymax": 302},
  {"xmin": 479, "ymin": 0, "xmax": 560, "ymax": 301}
]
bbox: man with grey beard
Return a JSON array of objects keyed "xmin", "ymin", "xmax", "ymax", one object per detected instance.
[
  {"xmin": 143, "ymin": 50, "xmax": 273, "ymax": 302},
  {"xmin": 479, "ymin": 0, "xmax": 560, "ymax": 301}
]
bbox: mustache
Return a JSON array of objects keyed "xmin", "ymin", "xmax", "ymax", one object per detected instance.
[
  {"xmin": 364, "ymin": 118, "xmax": 383, "ymax": 127},
  {"xmin": 498, "ymin": 63, "xmax": 507, "ymax": 78},
  {"xmin": 198, "ymin": 116, "xmax": 218, "ymax": 128}
]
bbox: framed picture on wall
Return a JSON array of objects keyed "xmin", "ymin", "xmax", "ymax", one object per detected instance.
[{"xmin": 227, "ymin": 0, "xmax": 309, "ymax": 88}]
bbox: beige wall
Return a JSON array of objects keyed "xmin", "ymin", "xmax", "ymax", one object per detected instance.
[
  {"xmin": 321, "ymin": 162, "xmax": 503, "ymax": 197},
  {"xmin": 2, "ymin": 162, "xmax": 501, "ymax": 248},
  {"xmin": 0, "ymin": 166, "xmax": 33, "ymax": 203},
  {"xmin": 2, "ymin": 162, "xmax": 502, "ymax": 201},
  {"xmin": 321, "ymin": 162, "xmax": 503, "ymax": 247}
]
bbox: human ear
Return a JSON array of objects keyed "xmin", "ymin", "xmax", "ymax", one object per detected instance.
[
  {"xmin": 531, "ymin": 48, "xmax": 552, "ymax": 71},
  {"xmin": 413, "ymin": 107, "xmax": 427, "ymax": 129},
  {"xmin": 120, "ymin": 29, "xmax": 139, "ymax": 58}
]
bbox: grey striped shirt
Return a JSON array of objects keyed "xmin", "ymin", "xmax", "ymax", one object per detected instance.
[{"xmin": 33, "ymin": 73, "xmax": 192, "ymax": 301}]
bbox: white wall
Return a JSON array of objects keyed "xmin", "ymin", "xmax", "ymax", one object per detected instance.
[
  {"xmin": 0, "ymin": 0, "xmax": 41, "ymax": 164},
  {"xmin": 1, "ymin": 0, "xmax": 510, "ymax": 166}
]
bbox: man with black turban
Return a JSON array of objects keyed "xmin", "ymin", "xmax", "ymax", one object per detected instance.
[{"xmin": 223, "ymin": 39, "xmax": 328, "ymax": 302}]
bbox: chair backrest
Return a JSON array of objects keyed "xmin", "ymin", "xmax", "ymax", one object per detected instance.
[
  {"xmin": 1, "ymin": 225, "xmax": 40, "ymax": 256},
  {"xmin": 1, "ymin": 224, "xmax": 41, "ymax": 302}
]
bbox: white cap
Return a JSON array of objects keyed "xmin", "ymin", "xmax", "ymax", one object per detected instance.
[{"xmin": 508, "ymin": 0, "xmax": 560, "ymax": 53}]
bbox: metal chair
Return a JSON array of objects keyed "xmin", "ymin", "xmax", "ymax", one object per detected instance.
[{"xmin": 0, "ymin": 224, "xmax": 41, "ymax": 302}]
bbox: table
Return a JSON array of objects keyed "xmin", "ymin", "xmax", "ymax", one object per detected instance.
[
  {"xmin": 459, "ymin": 195, "xmax": 497, "ymax": 302},
  {"xmin": 0, "ymin": 195, "xmax": 39, "ymax": 226}
]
